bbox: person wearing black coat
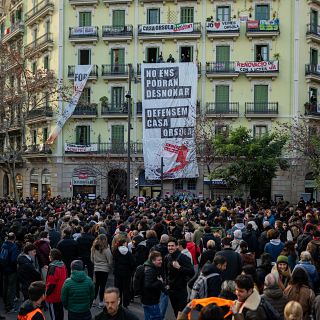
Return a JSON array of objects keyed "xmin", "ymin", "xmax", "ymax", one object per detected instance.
[
  {"xmin": 146, "ymin": 230, "xmax": 159, "ymax": 252},
  {"xmin": 199, "ymin": 241, "xmax": 216, "ymax": 269},
  {"xmin": 164, "ymin": 237, "xmax": 195, "ymax": 317},
  {"xmin": 141, "ymin": 251, "xmax": 166, "ymax": 320},
  {"xmin": 113, "ymin": 239, "xmax": 136, "ymax": 308},
  {"xmin": 77, "ymin": 225, "xmax": 95, "ymax": 278},
  {"xmin": 132, "ymin": 235, "xmax": 149, "ymax": 266},
  {"xmin": 242, "ymin": 225, "xmax": 258, "ymax": 255},
  {"xmin": 216, "ymin": 237, "xmax": 242, "ymax": 281},
  {"xmin": 17, "ymin": 243, "xmax": 41, "ymax": 300},
  {"xmin": 47, "ymin": 221, "xmax": 61, "ymax": 249},
  {"xmin": 200, "ymin": 226, "xmax": 221, "ymax": 252},
  {"xmin": 57, "ymin": 228, "xmax": 79, "ymax": 275}
]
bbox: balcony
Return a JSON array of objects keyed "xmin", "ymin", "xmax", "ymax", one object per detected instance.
[
  {"xmin": 305, "ymin": 102, "xmax": 320, "ymax": 118},
  {"xmin": 26, "ymin": 107, "xmax": 53, "ymax": 124},
  {"xmin": 64, "ymin": 142, "xmax": 143, "ymax": 155},
  {"xmin": 69, "ymin": 0, "xmax": 99, "ymax": 8},
  {"xmin": 25, "ymin": 144, "xmax": 52, "ymax": 155},
  {"xmin": 101, "ymin": 103, "xmax": 129, "ymax": 118},
  {"xmin": 246, "ymin": 19, "xmax": 280, "ymax": 39},
  {"xmin": 205, "ymin": 102, "xmax": 239, "ymax": 118},
  {"xmin": 69, "ymin": 26, "xmax": 99, "ymax": 45},
  {"xmin": 245, "ymin": 102, "xmax": 279, "ymax": 118},
  {"xmin": 206, "ymin": 62, "xmax": 239, "ymax": 80},
  {"xmin": 1, "ymin": 21, "xmax": 24, "ymax": 43},
  {"xmin": 139, "ymin": 0, "xmax": 173, "ymax": 4},
  {"xmin": 71, "ymin": 104, "xmax": 98, "ymax": 118},
  {"xmin": 103, "ymin": 0, "xmax": 132, "ymax": 6},
  {"xmin": 25, "ymin": 0, "xmax": 54, "ymax": 26},
  {"xmin": 68, "ymin": 65, "xmax": 99, "ymax": 81},
  {"xmin": 102, "ymin": 25, "xmax": 133, "ymax": 43},
  {"xmin": 138, "ymin": 22, "xmax": 201, "ymax": 41},
  {"xmin": 206, "ymin": 21, "xmax": 240, "ymax": 40},
  {"xmin": 101, "ymin": 64, "xmax": 129, "ymax": 81},
  {"xmin": 236, "ymin": 61, "xmax": 279, "ymax": 79},
  {"xmin": 307, "ymin": 24, "xmax": 320, "ymax": 44},
  {"xmin": 305, "ymin": 64, "xmax": 320, "ymax": 83},
  {"xmin": 24, "ymin": 33, "xmax": 54, "ymax": 58}
]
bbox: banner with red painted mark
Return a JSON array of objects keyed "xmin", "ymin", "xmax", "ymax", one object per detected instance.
[{"xmin": 142, "ymin": 63, "xmax": 199, "ymax": 180}]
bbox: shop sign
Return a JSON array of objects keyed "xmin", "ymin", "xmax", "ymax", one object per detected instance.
[
  {"xmin": 72, "ymin": 177, "xmax": 96, "ymax": 185},
  {"xmin": 206, "ymin": 21, "xmax": 240, "ymax": 32},
  {"xmin": 305, "ymin": 179, "xmax": 316, "ymax": 188}
]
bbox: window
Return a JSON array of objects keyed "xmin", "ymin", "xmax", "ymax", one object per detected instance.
[
  {"xmin": 79, "ymin": 88, "xmax": 91, "ymax": 105},
  {"xmin": 111, "ymin": 48, "xmax": 125, "ymax": 72},
  {"xmin": 16, "ymin": 8, "xmax": 22, "ymax": 21},
  {"xmin": 216, "ymin": 46, "xmax": 230, "ymax": 62},
  {"xmin": 43, "ymin": 128, "xmax": 48, "ymax": 142},
  {"xmin": 79, "ymin": 12, "xmax": 92, "ymax": 27},
  {"xmin": 215, "ymin": 85, "xmax": 229, "ymax": 112},
  {"xmin": 0, "ymin": 23, "xmax": 4, "ymax": 38},
  {"xmin": 181, "ymin": 7, "xmax": 194, "ymax": 23},
  {"xmin": 43, "ymin": 56, "xmax": 49, "ymax": 70},
  {"xmin": 111, "ymin": 125, "xmax": 124, "ymax": 151},
  {"xmin": 180, "ymin": 46, "xmax": 193, "ymax": 62},
  {"xmin": 311, "ymin": 10, "xmax": 318, "ymax": 28},
  {"xmin": 217, "ymin": 6, "xmax": 230, "ymax": 21},
  {"xmin": 32, "ymin": 62, "xmax": 37, "ymax": 74},
  {"xmin": 78, "ymin": 49, "xmax": 91, "ymax": 64},
  {"xmin": 45, "ymin": 20, "xmax": 50, "ymax": 34},
  {"xmin": 187, "ymin": 179, "xmax": 197, "ymax": 190},
  {"xmin": 253, "ymin": 125, "xmax": 268, "ymax": 138},
  {"xmin": 254, "ymin": 85, "xmax": 268, "ymax": 111},
  {"xmin": 310, "ymin": 48, "xmax": 318, "ymax": 65},
  {"xmin": 310, "ymin": 87, "xmax": 318, "ymax": 104},
  {"xmin": 32, "ymin": 28, "xmax": 38, "ymax": 41},
  {"xmin": 112, "ymin": 10, "xmax": 125, "ymax": 27},
  {"xmin": 111, "ymin": 87, "xmax": 124, "ymax": 109},
  {"xmin": 32, "ymin": 130, "xmax": 37, "ymax": 145},
  {"xmin": 255, "ymin": 4, "xmax": 270, "ymax": 20},
  {"xmin": 44, "ymin": 92, "xmax": 49, "ymax": 107},
  {"xmin": 146, "ymin": 47, "xmax": 159, "ymax": 63},
  {"xmin": 215, "ymin": 125, "xmax": 229, "ymax": 137},
  {"xmin": 174, "ymin": 179, "xmax": 183, "ymax": 190},
  {"xmin": 147, "ymin": 8, "xmax": 160, "ymax": 24},
  {"xmin": 76, "ymin": 126, "xmax": 90, "ymax": 145},
  {"xmin": 255, "ymin": 44, "xmax": 269, "ymax": 61}
]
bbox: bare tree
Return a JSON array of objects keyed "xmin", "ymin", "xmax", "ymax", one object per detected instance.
[{"xmin": 0, "ymin": 43, "xmax": 70, "ymax": 201}]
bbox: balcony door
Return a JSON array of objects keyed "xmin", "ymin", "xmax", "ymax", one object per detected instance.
[
  {"xmin": 215, "ymin": 85, "xmax": 229, "ymax": 113},
  {"xmin": 255, "ymin": 4, "xmax": 270, "ymax": 20},
  {"xmin": 111, "ymin": 87, "xmax": 124, "ymax": 110},
  {"xmin": 311, "ymin": 10, "xmax": 318, "ymax": 30},
  {"xmin": 254, "ymin": 85, "xmax": 268, "ymax": 112},
  {"xmin": 78, "ymin": 49, "xmax": 91, "ymax": 65},
  {"xmin": 112, "ymin": 10, "xmax": 125, "ymax": 27},
  {"xmin": 310, "ymin": 48, "xmax": 318, "ymax": 65},
  {"xmin": 180, "ymin": 7, "xmax": 194, "ymax": 23},
  {"xmin": 76, "ymin": 126, "xmax": 90, "ymax": 145},
  {"xmin": 111, "ymin": 125, "xmax": 124, "ymax": 152},
  {"xmin": 255, "ymin": 44, "xmax": 269, "ymax": 61},
  {"xmin": 146, "ymin": 47, "xmax": 159, "ymax": 63},
  {"xmin": 79, "ymin": 12, "xmax": 92, "ymax": 27},
  {"xmin": 216, "ymin": 6, "xmax": 230, "ymax": 22},
  {"xmin": 147, "ymin": 8, "xmax": 160, "ymax": 24},
  {"xmin": 216, "ymin": 45, "xmax": 230, "ymax": 72},
  {"xmin": 111, "ymin": 48, "xmax": 125, "ymax": 73}
]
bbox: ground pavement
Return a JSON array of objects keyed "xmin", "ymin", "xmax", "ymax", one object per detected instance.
[{"xmin": 0, "ymin": 273, "xmax": 176, "ymax": 320}]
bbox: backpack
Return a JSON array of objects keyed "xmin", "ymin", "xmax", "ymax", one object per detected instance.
[
  {"xmin": 190, "ymin": 272, "xmax": 218, "ymax": 300},
  {"xmin": 289, "ymin": 225, "xmax": 300, "ymax": 241},
  {"xmin": 133, "ymin": 265, "xmax": 145, "ymax": 297},
  {"xmin": 260, "ymin": 296, "xmax": 281, "ymax": 320},
  {"xmin": 0, "ymin": 246, "xmax": 10, "ymax": 267}
]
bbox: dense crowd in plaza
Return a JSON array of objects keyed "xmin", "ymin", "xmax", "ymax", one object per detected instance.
[{"xmin": 0, "ymin": 195, "xmax": 319, "ymax": 320}]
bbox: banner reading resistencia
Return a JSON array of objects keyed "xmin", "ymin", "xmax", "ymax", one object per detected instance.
[
  {"xmin": 142, "ymin": 63, "xmax": 199, "ymax": 180},
  {"xmin": 46, "ymin": 65, "xmax": 93, "ymax": 144},
  {"xmin": 139, "ymin": 23, "xmax": 193, "ymax": 33}
]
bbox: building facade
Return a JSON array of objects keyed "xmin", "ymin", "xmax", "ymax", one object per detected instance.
[{"xmin": 0, "ymin": 0, "xmax": 319, "ymax": 201}]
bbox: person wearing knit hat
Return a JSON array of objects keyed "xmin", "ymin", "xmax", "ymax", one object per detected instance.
[{"xmin": 271, "ymin": 255, "xmax": 291, "ymax": 291}]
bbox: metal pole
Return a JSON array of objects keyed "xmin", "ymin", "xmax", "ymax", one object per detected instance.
[
  {"xmin": 126, "ymin": 64, "xmax": 132, "ymax": 199},
  {"xmin": 160, "ymin": 157, "xmax": 163, "ymax": 197}
]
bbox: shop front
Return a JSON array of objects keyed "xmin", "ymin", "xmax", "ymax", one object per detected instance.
[
  {"xmin": 138, "ymin": 170, "xmax": 161, "ymax": 198},
  {"xmin": 41, "ymin": 169, "xmax": 52, "ymax": 198},
  {"xmin": 16, "ymin": 174, "xmax": 23, "ymax": 198},
  {"xmin": 30, "ymin": 169, "xmax": 39, "ymax": 199},
  {"xmin": 72, "ymin": 168, "xmax": 97, "ymax": 198}
]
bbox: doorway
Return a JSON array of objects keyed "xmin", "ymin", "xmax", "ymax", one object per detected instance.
[
  {"xmin": 180, "ymin": 46, "xmax": 193, "ymax": 62},
  {"xmin": 146, "ymin": 47, "xmax": 159, "ymax": 63}
]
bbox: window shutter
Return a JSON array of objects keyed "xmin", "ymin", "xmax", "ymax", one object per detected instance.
[
  {"xmin": 113, "ymin": 10, "xmax": 125, "ymax": 27},
  {"xmin": 216, "ymin": 46, "xmax": 230, "ymax": 62},
  {"xmin": 215, "ymin": 85, "xmax": 229, "ymax": 112},
  {"xmin": 254, "ymin": 85, "xmax": 268, "ymax": 111}
]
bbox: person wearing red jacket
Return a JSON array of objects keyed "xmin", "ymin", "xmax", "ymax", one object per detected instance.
[{"xmin": 46, "ymin": 248, "xmax": 67, "ymax": 320}]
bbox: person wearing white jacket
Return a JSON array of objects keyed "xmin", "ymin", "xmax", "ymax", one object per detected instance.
[{"xmin": 91, "ymin": 234, "xmax": 113, "ymax": 308}]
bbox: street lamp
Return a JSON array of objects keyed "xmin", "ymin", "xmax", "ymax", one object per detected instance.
[{"xmin": 126, "ymin": 63, "xmax": 132, "ymax": 199}]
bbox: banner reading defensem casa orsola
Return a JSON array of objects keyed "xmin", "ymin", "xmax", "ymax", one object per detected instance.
[
  {"xmin": 142, "ymin": 63, "xmax": 199, "ymax": 180},
  {"xmin": 46, "ymin": 65, "xmax": 93, "ymax": 144}
]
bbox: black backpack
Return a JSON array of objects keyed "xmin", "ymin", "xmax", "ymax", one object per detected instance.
[
  {"xmin": 260, "ymin": 297, "xmax": 281, "ymax": 320},
  {"xmin": 133, "ymin": 265, "xmax": 145, "ymax": 297}
]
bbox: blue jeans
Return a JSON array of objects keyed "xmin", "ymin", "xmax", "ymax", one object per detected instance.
[
  {"xmin": 159, "ymin": 292, "xmax": 168, "ymax": 320},
  {"xmin": 143, "ymin": 304, "xmax": 162, "ymax": 320}
]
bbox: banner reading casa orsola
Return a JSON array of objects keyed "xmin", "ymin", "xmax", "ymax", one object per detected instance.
[
  {"xmin": 139, "ymin": 23, "xmax": 193, "ymax": 33},
  {"xmin": 142, "ymin": 63, "xmax": 199, "ymax": 180},
  {"xmin": 46, "ymin": 65, "xmax": 93, "ymax": 144},
  {"xmin": 235, "ymin": 60, "xmax": 279, "ymax": 73}
]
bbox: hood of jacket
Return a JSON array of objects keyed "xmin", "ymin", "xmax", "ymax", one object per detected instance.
[
  {"xmin": 263, "ymin": 285, "xmax": 284, "ymax": 299},
  {"xmin": 70, "ymin": 270, "xmax": 87, "ymax": 282},
  {"xmin": 118, "ymin": 245, "xmax": 128, "ymax": 255},
  {"xmin": 138, "ymin": 240, "xmax": 147, "ymax": 247},
  {"xmin": 270, "ymin": 239, "xmax": 281, "ymax": 245},
  {"xmin": 50, "ymin": 260, "xmax": 64, "ymax": 268},
  {"xmin": 234, "ymin": 223, "xmax": 245, "ymax": 230}
]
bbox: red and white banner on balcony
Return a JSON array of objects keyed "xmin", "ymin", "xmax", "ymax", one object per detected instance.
[
  {"xmin": 234, "ymin": 61, "xmax": 279, "ymax": 73},
  {"xmin": 46, "ymin": 64, "xmax": 93, "ymax": 144},
  {"xmin": 139, "ymin": 23, "xmax": 193, "ymax": 33},
  {"xmin": 206, "ymin": 21, "xmax": 240, "ymax": 32},
  {"xmin": 141, "ymin": 63, "xmax": 199, "ymax": 180}
]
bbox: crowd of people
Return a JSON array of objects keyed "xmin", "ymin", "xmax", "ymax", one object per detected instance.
[{"xmin": 0, "ymin": 195, "xmax": 319, "ymax": 320}]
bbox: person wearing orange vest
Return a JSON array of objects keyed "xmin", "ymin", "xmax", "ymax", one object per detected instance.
[{"xmin": 18, "ymin": 281, "xmax": 46, "ymax": 320}]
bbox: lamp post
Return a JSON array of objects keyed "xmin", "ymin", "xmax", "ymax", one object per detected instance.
[{"xmin": 126, "ymin": 63, "xmax": 132, "ymax": 199}]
